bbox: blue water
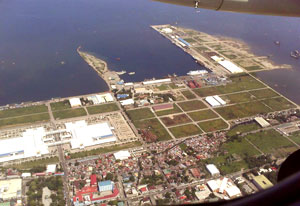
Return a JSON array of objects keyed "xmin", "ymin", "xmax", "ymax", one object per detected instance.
[{"xmin": 0, "ymin": 0, "xmax": 299, "ymax": 105}]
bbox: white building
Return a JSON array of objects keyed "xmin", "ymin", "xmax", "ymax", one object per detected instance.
[
  {"xmin": 69, "ymin": 98, "xmax": 82, "ymax": 107},
  {"xmin": 46, "ymin": 164, "xmax": 56, "ymax": 174},
  {"xmin": 0, "ymin": 178, "xmax": 22, "ymax": 200},
  {"xmin": 211, "ymin": 56, "xmax": 243, "ymax": 73},
  {"xmin": 120, "ymin": 99, "xmax": 134, "ymax": 106},
  {"xmin": 206, "ymin": 164, "xmax": 220, "ymax": 177},
  {"xmin": 142, "ymin": 78, "xmax": 171, "ymax": 85},
  {"xmin": 205, "ymin": 96, "xmax": 221, "ymax": 107},
  {"xmin": 114, "ymin": 150, "xmax": 131, "ymax": 160},
  {"xmin": 213, "ymin": 95, "xmax": 226, "ymax": 105},
  {"xmin": 225, "ymin": 186, "xmax": 242, "ymax": 198},
  {"xmin": 254, "ymin": 117, "xmax": 270, "ymax": 128}
]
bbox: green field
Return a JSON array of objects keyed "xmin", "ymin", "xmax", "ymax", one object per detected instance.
[
  {"xmin": 261, "ymin": 97, "xmax": 296, "ymax": 111},
  {"xmin": 50, "ymin": 101, "xmax": 71, "ymax": 111},
  {"xmin": 227, "ymin": 122, "xmax": 260, "ymax": 137},
  {"xmin": 193, "ymin": 74, "xmax": 265, "ymax": 97},
  {"xmin": 53, "ymin": 108, "xmax": 87, "ymax": 120},
  {"xmin": 10, "ymin": 157, "xmax": 59, "ymax": 171},
  {"xmin": 244, "ymin": 66, "xmax": 264, "ymax": 71},
  {"xmin": 0, "ymin": 113, "xmax": 50, "ymax": 128},
  {"xmin": 215, "ymin": 101, "xmax": 272, "ymax": 120},
  {"xmin": 187, "ymin": 109, "xmax": 218, "ymax": 122},
  {"xmin": 181, "ymin": 90, "xmax": 196, "ymax": 99},
  {"xmin": 178, "ymin": 100, "xmax": 207, "ymax": 111},
  {"xmin": 157, "ymin": 84, "xmax": 169, "ymax": 91},
  {"xmin": 0, "ymin": 105, "xmax": 48, "ymax": 119},
  {"xmin": 183, "ymin": 38, "xmax": 196, "ymax": 43},
  {"xmin": 87, "ymin": 103, "xmax": 119, "ymax": 114},
  {"xmin": 69, "ymin": 141, "xmax": 142, "ymax": 159},
  {"xmin": 161, "ymin": 114, "xmax": 191, "ymax": 127},
  {"xmin": 169, "ymin": 124, "xmax": 202, "ymax": 138},
  {"xmin": 289, "ymin": 132, "xmax": 300, "ymax": 144},
  {"xmin": 246, "ymin": 130, "xmax": 297, "ymax": 158},
  {"xmin": 223, "ymin": 92, "xmax": 254, "ymax": 103},
  {"xmin": 155, "ymin": 104, "xmax": 183, "ymax": 116},
  {"xmin": 249, "ymin": 89, "xmax": 279, "ymax": 99},
  {"xmin": 126, "ymin": 108, "xmax": 154, "ymax": 121},
  {"xmin": 198, "ymin": 119, "xmax": 228, "ymax": 132},
  {"xmin": 134, "ymin": 118, "xmax": 172, "ymax": 141}
]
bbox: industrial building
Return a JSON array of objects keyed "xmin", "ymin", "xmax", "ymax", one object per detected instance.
[
  {"xmin": 98, "ymin": 181, "xmax": 114, "ymax": 193},
  {"xmin": 0, "ymin": 178, "xmax": 22, "ymax": 200},
  {"xmin": 114, "ymin": 150, "xmax": 131, "ymax": 160},
  {"xmin": 87, "ymin": 93, "xmax": 114, "ymax": 105},
  {"xmin": 142, "ymin": 78, "xmax": 171, "ymax": 85},
  {"xmin": 69, "ymin": 98, "xmax": 82, "ymax": 108},
  {"xmin": 211, "ymin": 56, "xmax": 243, "ymax": 73},
  {"xmin": 120, "ymin": 99, "xmax": 134, "ymax": 106},
  {"xmin": 205, "ymin": 96, "xmax": 226, "ymax": 107},
  {"xmin": 254, "ymin": 117, "xmax": 271, "ymax": 128},
  {"xmin": 252, "ymin": 175, "xmax": 273, "ymax": 190},
  {"xmin": 206, "ymin": 164, "xmax": 220, "ymax": 177}
]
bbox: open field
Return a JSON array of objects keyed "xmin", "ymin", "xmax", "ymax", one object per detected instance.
[
  {"xmin": 0, "ymin": 105, "xmax": 48, "ymax": 119},
  {"xmin": 169, "ymin": 124, "xmax": 202, "ymax": 138},
  {"xmin": 87, "ymin": 103, "xmax": 119, "ymax": 114},
  {"xmin": 126, "ymin": 108, "xmax": 154, "ymax": 121},
  {"xmin": 157, "ymin": 84, "xmax": 169, "ymax": 91},
  {"xmin": 69, "ymin": 141, "xmax": 142, "ymax": 159},
  {"xmin": 133, "ymin": 118, "xmax": 172, "ymax": 141},
  {"xmin": 50, "ymin": 101, "xmax": 71, "ymax": 111},
  {"xmin": 155, "ymin": 104, "xmax": 182, "ymax": 116},
  {"xmin": 0, "ymin": 113, "xmax": 50, "ymax": 128},
  {"xmin": 261, "ymin": 97, "xmax": 296, "ymax": 111},
  {"xmin": 194, "ymin": 74, "xmax": 265, "ymax": 97},
  {"xmin": 160, "ymin": 114, "xmax": 191, "ymax": 127},
  {"xmin": 9, "ymin": 157, "xmax": 59, "ymax": 171},
  {"xmin": 181, "ymin": 90, "xmax": 196, "ymax": 99},
  {"xmin": 246, "ymin": 129, "xmax": 297, "ymax": 158},
  {"xmin": 198, "ymin": 119, "xmax": 228, "ymax": 132},
  {"xmin": 53, "ymin": 108, "xmax": 87, "ymax": 120},
  {"xmin": 215, "ymin": 101, "xmax": 272, "ymax": 120},
  {"xmin": 223, "ymin": 92, "xmax": 254, "ymax": 103},
  {"xmin": 178, "ymin": 100, "xmax": 207, "ymax": 111},
  {"xmin": 187, "ymin": 109, "xmax": 218, "ymax": 122},
  {"xmin": 227, "ymin": 122, "xmax": 260, "ymax": 137},
  {"xmin": 289, "ymin": 132, "xmax": 300, "ymax": 144},
  {"xmin": 249, "ymin": 89, "xmax": 279, "ymax": 99}
]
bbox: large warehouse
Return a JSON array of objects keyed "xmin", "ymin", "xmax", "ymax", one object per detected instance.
[{"xmin": 65, "ymin": 121, "xmax": 117, "ymax": 150}]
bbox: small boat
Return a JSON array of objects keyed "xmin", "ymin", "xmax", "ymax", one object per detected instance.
[
  {"xmin": 115, "ymin": 57, "xmax": 121, "ymax": 61},
  {"xmin": 290, "ymin": 50, "xmax": 299, "ymax": 59},
  {"xmin": 128, "ymin": 72, "xmax": 135, "ymax": 75},
  {"xmin": 274, "ymin": 41, "xmax": 280, "ymax": 46},
  {"xmin": 116, "ymin": 70, "xmax": 126, "ymax": 75}
]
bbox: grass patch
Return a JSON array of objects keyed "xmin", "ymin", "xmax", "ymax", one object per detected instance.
[
  {"xmin": 87, "ymin": 103, "xmax": 119, "ymax": 114},
  {"xmin": 178, "ymin": 100, "xmax": 207, "ymax": 111},
  {"xmin": 126, "ymin": 108, "xmax": 154, "ymax": 121},
  {"xmin": 244, "ymin": 66, "xmax": 264, "ymax": 71},
  {"xmin": 0, "ymin": 113, "xmax": 50, "ymax": 128},
  {"xmin": 155, "ymin": 104, "xmax": 182, "ymax": 116},
  {"xmin": 289, "ymin": 131, "xmax": 300, "ymax": 145},
  {"xmin": 249, "ymin": 89, "xmax": 279, "ymax": 99},
  {"xmin": 69, "ymin": 141, "xmax": 142, "ymax": 159},
  {"xmin": 134, "ymin": 118, "xmax": 172, "ymax": 141},
  {"xmin": 198, "ymin": 119, "xmax": 228, "ymax": 132},
  {"xmin": 50, "ymin": 101, "xmax": 71, "ymax": 111},
  {"xmin": 187, "ymin": 109, "xmax": 218, "ymax": 122},
  {"xmin": 161, "ymin": 114, "xmax": 191, "ymax": 127},
  {"xmin": 10, "ymin": 157, "xmax": 59, "ymax": 171},
  {"xmin": 157, "ymin": 84, "xmax": 169, "ymax": 91},
  {"xmin": 179, "ymin": 143, "xmax": 188, "ymax": 151},
  {"xmin": 223, "ymin": 92, "xmax": 254, "ymax": 103},
  {"xmin": 183, "ymin": 38, "xmax": 196, "ymax": 43},
  {"xmin": 169, "ymin": 124, "xmax": 202, "ymax": 138},
  {"xmin": 181, "ymin": 90, "xmax": 196, "ymax": 99},
  {"xmin": 0, "ymin": 105, "xmax": 48, "ymax": 119},
  {"xmin": 261, "ymin": 97, "xmax": 296, "ymax": 111},
  {"xmin": 169, "ymin": 83, "xmax": 183, "ymax": 89},
  {"xmin": 246, "ymin": 129, "xmax": 297, "ymax": 158},
  {"xmin": 227, "ymin": 123, "xmax": 260, "ymax": 137},
  {"xmin": 53, "ymin": 108, "xmax": 86, "ymax": 120},
  {"xmin": 215, "ymin": 101, "xmax": 272, "ymax": 120}
]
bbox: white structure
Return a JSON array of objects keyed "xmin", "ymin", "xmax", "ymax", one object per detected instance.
[
  {"xmin": 211, "ymin": 56, "xmax": 224, "ymax": 62},
  {"xmin": 213, "ymin": 95, "xmax": 226, "ymax": 105},
  {"xmin": 142, "ymin": 78, "xmax": 171, "ymax": 85},
  {"xmin": 88, "ymin": 93, "xmax": 114, "ymax": 105},
  {"xmin": 46, "ymin": 164, "xmax": 56, "ymax": 174},
  {"xmin": 21, "ymin": 173, "xmax": 31, "ymax": 178},
  {"xmin": 219, "ymin": 177, "xmax": 228, "ymax": 193},
  {"xmin": 207, "ymin": 180, "xmax": 219, "ymax": 192},
  {"xmin": 225, "ymin": 186, "xmax": 242, "ymax": 198},
  {"xmin": 65, "ymin": 121, "xmax": 116, "ymax": 150},
  {"xmin": 0, "ymin": 127, "xmax": 49, "ymax": 163},
  {"xmin": 0, "ymin": 178, "xmax": 22, "ymax": 200},
  {"xmin": 120, "ymin": 99, "xmax": 134, "ymax": 106},
  {"xmin": 206, "ymin": 164, "xmax": 220, "ymax": 176},
  {"xmin": 205, "ymin": 96, "xmax": 221, "ymax": 107},
  {"xmin": 211, "ymin": 56, "xmax": 243, "ymax": 73},
  {"xmin": 114, "ymin": 150, "xmax": 131, "ymax": 160},
  {"xmin": 134, "ymin": 88, "xmax": 153, "ymax": 94},
  {"xmin": 162, "ymin": 28, "xmax": 173, "ymax": 33},
  {"xmin": 69, "ymin": 98, "xmax": 82, "ymax": 107},
  {"xmin": 254, "ymin": 117, "xmax": 270, "ymax": 128}
]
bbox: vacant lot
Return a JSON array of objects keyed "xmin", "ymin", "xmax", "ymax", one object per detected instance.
[
  {"xmin": 0, "ymin": 113, "xmax": 50, "ymax": 128},
  {"xmin": 223, "ymin": 92, "xmax": 254, "ymax": 103},
  {"xmin": 261, "ymin": 97, "xmax": 296, "ymax": 111},
  {"xmin": 156, "ymin": 84, "xmax": 169, "ymax": 91},
  {"xmin": 227, "ymin": 122, "xmax": 260, "ymax": 137},
  {"xmin": 161, "ymin": 114, "xmax": 191, "ymax": 127},
  {"xmin": 249, "ymin": 89, "xmax": 279, "ymax": 99},
  {"xmin": 215, "ymin": 101, "xmax": 272, "ymax": 120},
  {"xmin": 126, "ymin": 108, "xmax": 154, "ymax": 121},
  {"xmin": 53, "ymin": 108, "xmax": 87, "ymax": 120},
  {"xmin": 50, "ymin": 101, "xmax": 71, "ymax": 111},
  {"xmin": 181, "ymin": 90, "xmax": 196, "ymax": 99},
  {"xmin": 289, "ymin": 132, "xmax": 300, "ymax": 144},
  {"xmin": 187, "ymin": 109, "xmax": 218, "ymax": 122},
  {"xmin": 134, "ymin": 118, "xmax": 172, "ymax": 141},
  {"xmin": 87, "ymin": 103, "xmax": 119, "ymax": 114},
  {"xmin": 198, "ymin": 119, "xmax": 228, "ymax": 132},
  {"xmin": 10, "ymin": 157, "xmax": 59, "ymax": 170},
  {"xmin": 178, "ymin": 100, "xmax": 207, "ymax": 111},
  {"xmin": 0, "ymin": 105, "xmax": 48, "ymax": 119},
  {"xmin": 246, "ymin": 129, "xmax": 297, "ymax": 158},
  {"xmin": 169, "ymin": 124, "xmax": 202, "ymax": 138},
  {"xmin": 155, "ymin": 104, "xmax": 182, "ymax": 116}
]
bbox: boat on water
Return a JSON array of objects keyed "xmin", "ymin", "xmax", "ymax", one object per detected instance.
[
  {"xmin": 128, "ymin": 72, "xmax": 135, "ymax": 75},
  {"xmin": 274, "ymin": 41, "xmax": 280, "ymax": 46},
  {"xmin": 290, "ymin": 50, "xmax": 299, "ymax": 59},
  {"xmin": 187, "ymin": 70, "xmax": 208, "ymax": 76},
  {"xmin": 116, "ymin": 70, "xmax": 126, "ymax": 75}
]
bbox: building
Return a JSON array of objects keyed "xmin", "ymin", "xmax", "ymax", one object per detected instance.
[
  {"xmin": 114, "ymin": 150, "xmax": 131, "ymax": 160},
  {"xmin": 254, "ymin": 117, "xmax": 270, "ymax": 128},
  {"xmin": 252, "ymin": 175, "xmax": 273, "ymax": 190},
  {"xmin": 206, "ymin": 164, "xmax": 220, "ymax": 177},
  {"xmin": 46, "ymin": 164, "xmax": 56, "ymax": 174},
  {"xmin": 205, "ymin": 96, "xmax": 221, "ymax": 107},
  {"xmin": 152, "ymin": 104, "xmax": 173, "ymax": 112},
  {"xmin": 69, "ymin": 98, "xmax": 82, "ymax": 108},
  {"xmin": 0, "ymin": 178, "xmax": 22, "ymax": 200},
  {"xmin": 88, "ymin": 93, "xmax": 114, "ymax": 105},
  {"xmin": 162, "ymin": 28, "xmax": 173, "ymax": 33},
  {"xmin": 142, "ymin": 78, "xmax": 171, "ymax": 85},
  {"xmin": 207, "ymin": 180, "xmax": 219, "ymax": 192},
  {"xmin": 225, "ymin": 186, "xmax": 242, "ymax": 198},
  {"xmin": 211, "ymin": 56, "xmax": 243, "ymax": 73},
  {"xmin": 98, "ymin": 181, "xmax": 114, "ymax": 192},
  {"xmin": 134, "ymin": 88, "xmax": 153, "ymax": 94},
  {"xmin": 120, "ymin": 99, "xmax": 134, "ymax": 106},
  {"xmin": 213, "ymin": 95, "xmax": 226, "ymax": 105}
]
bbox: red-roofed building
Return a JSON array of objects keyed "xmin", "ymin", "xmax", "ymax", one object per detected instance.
[
  {"xmin": 90, "ymin": 174, "xmax": 97, "ymax": 186},
  {"xmin": 190, "ymin": 168, "xmax": 201, "ymax": 178},
  {"xmin": 73, "ymin": 186, "xmax": 119, "ymax": 204},
  {"xmin": 152, "ymin": 104, "xmax": 173, "ymax": 112}
]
